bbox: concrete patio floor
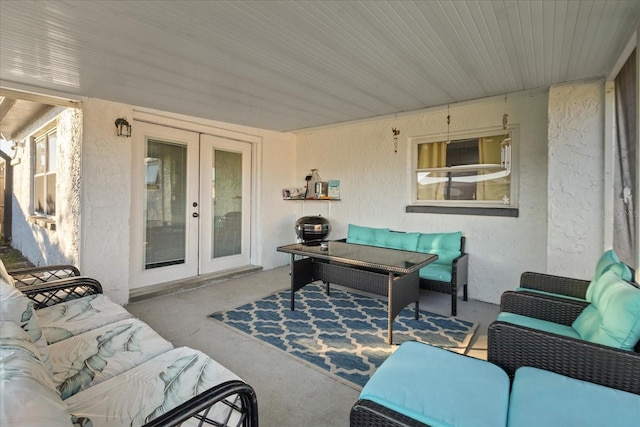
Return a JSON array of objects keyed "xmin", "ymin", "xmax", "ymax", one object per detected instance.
[{"xmin": 125, "ymin": 265, "xmax": 500, "ymax": 427}]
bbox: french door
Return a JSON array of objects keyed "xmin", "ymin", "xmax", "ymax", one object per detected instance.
[
  {"xmin": 199, "ymin": 134, "xmax": 251, "ymax": 273},
  {"xmin": 131, "ymin": 122, "xmax": 251, "ymax": 289}
]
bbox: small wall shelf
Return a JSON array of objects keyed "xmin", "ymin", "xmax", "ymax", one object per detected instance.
[{"xmin": 283, "ymin": 198, "xmax": 341, "ymax": 201}]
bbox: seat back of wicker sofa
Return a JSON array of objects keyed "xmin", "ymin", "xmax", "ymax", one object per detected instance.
[
  {"xmin": 345, "ymin": 224, "xmax": 465, "ymax": 276},
  {"xmin": 345, "ymin": 224, "xmax": 468, "ymax": 315}
]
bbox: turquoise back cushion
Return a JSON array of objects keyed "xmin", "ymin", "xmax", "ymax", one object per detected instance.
[
  {"xmin": 586, "ymin": 251, "xmax": 633, "ymax": 302},
  {"xmin": 573, "ymin": 269, "xmax": 640, "ymax": 350},
  {"xmin": 375, "ymin": 230, "xmax": 420, "ymax": 251},
  {"xmin": 346, "ymin": 224, "xmax": 388, "ymax": 246},
  {"xmin": 416, "ymin": 232, "xmax": 462, "ymax": 265},
  {"xmin": 594, "ymin": 249, "xmax": 622, "ymax": 280}
]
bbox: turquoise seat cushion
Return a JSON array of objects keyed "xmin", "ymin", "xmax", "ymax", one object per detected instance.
[
  {"xmin": 572, "ymin": 269, "xmax": 640, "ymax": 350},
  {"xmin": 359, "ymin": 342, "xmax": 510, "ymax": 427},
  {"xmin": 419, "ymin": 264, "xmax": 453, "ymax": 283},
  {"xmin": 374, "ymin": 230, "xmax": 421, "ymax": 251},
  {"xmin": 497, "ymin": 312, "xmax": 582, "ymax": 340},
  {"xmin": 508, "ymin": 367, "xmax": 640, "ymax": 427},
  {"xmin": 346, "ymin": 224, "xmax": 388, "ymax": 246},
  {"xmin": 415, "ymin": 232, "xmax": 462, "ymax": 266}
]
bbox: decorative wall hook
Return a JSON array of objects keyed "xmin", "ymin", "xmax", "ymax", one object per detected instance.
[
  {"xmin": 392, "ymin": 128, "xmax": 400, "ymax": 153},
  {"xmin": 115, "ymin": 117, "xmax": 132, "ymax": 137},
  {"xmin": 446, "ymin": 105, "xmax": 451, "ymax": 144}
]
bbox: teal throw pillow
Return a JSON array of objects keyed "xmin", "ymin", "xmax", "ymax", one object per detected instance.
[
  {"xmin": 585, "ymin": 249, "xmax": 632, "ymax": 302},
  {"xmin": 593, "ymin": 249, "xmax": 621, "ymax": 281},
  {"xmin": 586, "ymin": 262, "xmax": 634, "ymax": 303},
  {"xmin": 573, "ymin": 270, "xmax": 640, "ymax": 350}
]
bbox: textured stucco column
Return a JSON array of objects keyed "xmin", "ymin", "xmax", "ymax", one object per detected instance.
[
  {"xmin": 547, "ymin": 81, "xmax": 605, "ymax": 278},
  {"xmin": 80, "ymin": 99, "xmax": 133, "ymax": 304}
]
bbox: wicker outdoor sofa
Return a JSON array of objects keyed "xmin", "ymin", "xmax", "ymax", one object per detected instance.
[
  {"xmin": 343, "ymin": 224, "xmax": 469, "ymax": 316},
  {"xmin": 1, "ymin": 262, "xmax": 259, "ymax": 427}
]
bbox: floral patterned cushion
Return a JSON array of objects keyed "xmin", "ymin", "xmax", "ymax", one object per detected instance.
[
  {"xmin": 0, "ymin": 321, "xmax": 72, "ymax": 427},
  {"xmin": 0, "ymin": 279, "xmax": 53, "ymax": 374},
  {"xmin": 64, "ymin": 347, "xmax": 244, "ymax": 427},
  {"xmin": 0, "ymin": 260, "xmax": 16, "ymax": 286},
  {"xmin": 36, "ymin": 293, "xmax": 134, "ymax": 344},
  {"xmin": 49, "ymin": 318, "xmax": 174, "ymax": 399}
]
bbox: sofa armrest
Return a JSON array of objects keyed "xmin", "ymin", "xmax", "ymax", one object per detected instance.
[
  {"xmin": 9, "ymin": 264, "xmax": 81, "ymax": 288},
  {"xmin": 487, "ymin": 320, "xmax": 640, "ymax": 395},
  {"xmin": 20, "ymin": 276, "xmax": 103, "ymax": 309},
  {"xmin": 500, "ymin": 291, "xmax": 588, "ymax": 325},
  {"xmin": 519, "ymin": 271, "xmax": 591, "ymax": 299},
  {"xmin": 452, "ymin": 252, "xmax": 468, "ymax": 285},
  {"xmin": 142, "ymin": 380, "xmax": 258, "ymax": 427}
]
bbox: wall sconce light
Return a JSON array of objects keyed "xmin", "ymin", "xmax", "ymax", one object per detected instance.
[{"xmin": 115, "ymin": 117, "xmax": 131, "ymax": 137}]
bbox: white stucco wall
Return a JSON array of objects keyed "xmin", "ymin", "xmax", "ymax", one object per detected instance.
[
  {"xmin": 80, "ymin": 99, "xmax": 134, "ymax": 303},
  {"xmin": 11, "ymin": 106, "xmax": 81, "ymax": 266},
  {"xmin": 547, "ymin": 81, "xmax": 605, "ymax": 279},
  {"xmin": 293, "ymin": 90, "xmax": 552, "ymax": 304}
]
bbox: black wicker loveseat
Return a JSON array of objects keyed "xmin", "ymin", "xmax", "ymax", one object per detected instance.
[
  {"xmin": 343, "ymin": 224, "xmax": 469, "ymax": 316},
  {"xmin": 1, "ymin": 262, "xmax": 259, "ymax": 427}
]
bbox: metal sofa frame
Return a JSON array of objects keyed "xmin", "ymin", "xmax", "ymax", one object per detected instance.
[{"xmin": 14, "ymin": 272, "xmax": 259, "ymax": 427}]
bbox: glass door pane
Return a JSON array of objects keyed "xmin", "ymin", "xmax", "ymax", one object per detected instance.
[
  {"xmin": 199, "ymin": 134, "xmax": 251, "ymax": 274},
  {"xmin": 212, "ymin": 149, "xmax": 242, "ymax": 258},
  {"xmin": 144, "ymin": 139, "xmax": 187, "ymax": 269}
]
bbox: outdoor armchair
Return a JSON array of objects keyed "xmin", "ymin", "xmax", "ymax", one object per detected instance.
[
  {"xmin": 488, "ymin": 272, "xmax": 640, "ymax": 395},
  {"xmin": 515, "ymin": 249, "xmax": 633, "ymax": 303}
]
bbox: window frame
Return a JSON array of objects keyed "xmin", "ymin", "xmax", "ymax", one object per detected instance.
[
  {"xmin": 409, "ymin": 126, "xmax": 519, "ymax": 215},
  {"xmin": 32, "ymin": 125, "xmax": 57, "ymax": 217}
]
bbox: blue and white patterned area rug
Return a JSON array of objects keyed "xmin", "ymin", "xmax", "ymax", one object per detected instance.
[{"xmin": 209, "ymin": 282, "xmax": 478, "ymax": 389}]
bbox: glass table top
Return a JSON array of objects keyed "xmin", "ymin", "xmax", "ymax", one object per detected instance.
[{"xmin": 277, "ymin": 241, "xmax": 438, "ymax": 274}]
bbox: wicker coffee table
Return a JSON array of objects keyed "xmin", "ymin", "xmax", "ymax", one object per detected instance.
[{"xmin": 277, "ymin": 241, "xmax": 438, "ymax": 344}]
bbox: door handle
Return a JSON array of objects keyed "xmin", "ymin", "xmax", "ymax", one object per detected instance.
[{"xmin": 192, "ymin": 212, "xmax": 199, "ymax": 218}]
